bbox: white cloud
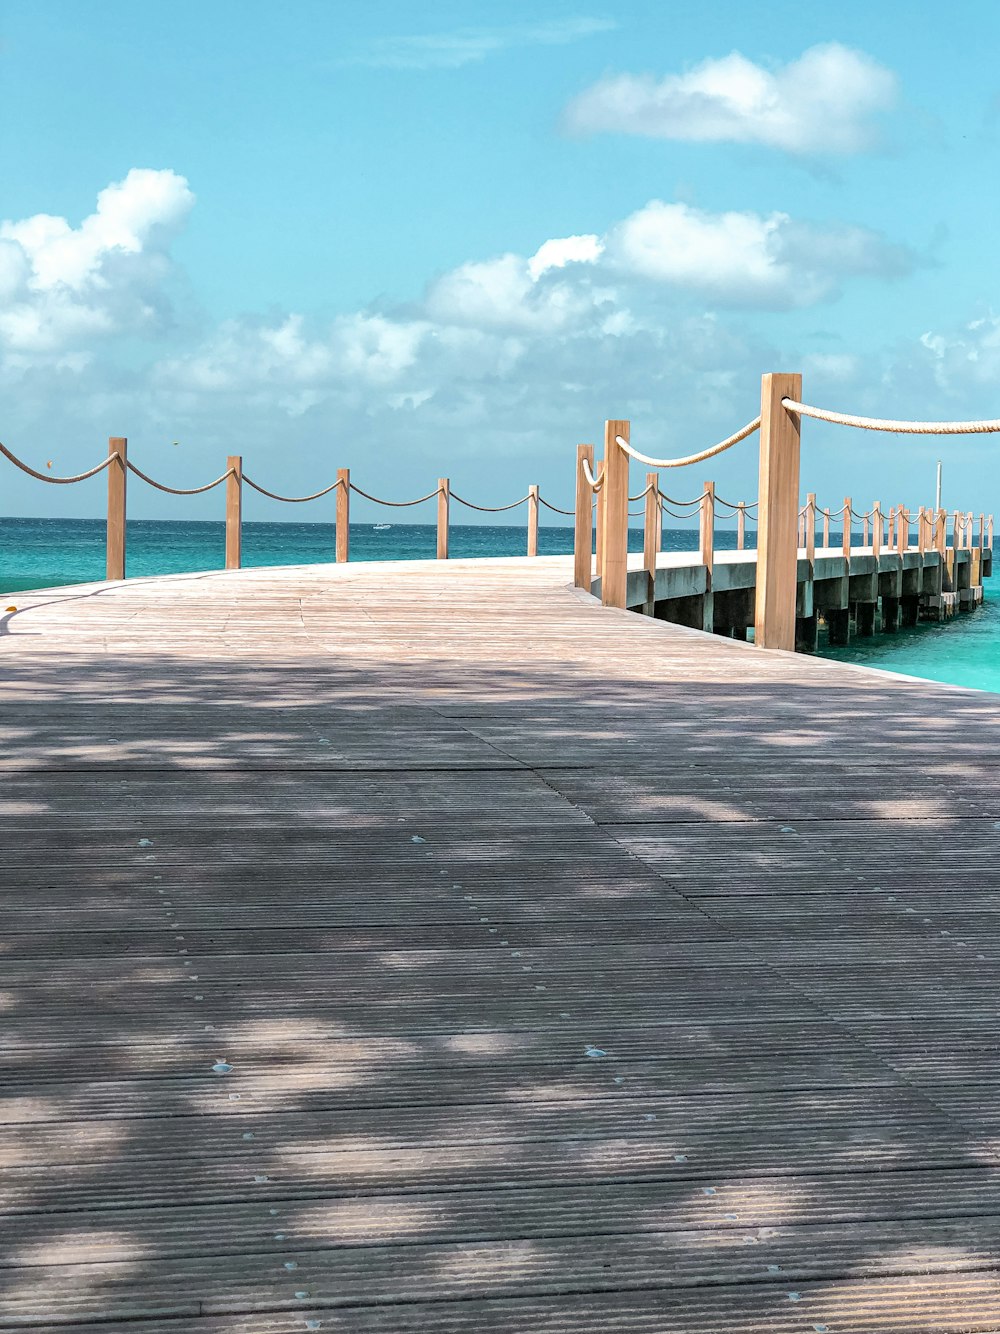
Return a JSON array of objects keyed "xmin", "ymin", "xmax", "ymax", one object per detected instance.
[
  {"xmin": 0, "ymin": 168, "xmax": 193, "ymax": 357},
  {"xmin": 351, "ymin": 17, "xmax": 616, "ymax": 70},
  {"xmin": 528, "ymin": 233, "xmax": 604, "ymax": 280},
  {"xmin": 424, "ymin": 249, "xmax": 609, "ymax": 333},
  {"xmin": 607, "ymin": 201, "xmax": 915, "ymax": 308},
  {"xmin": 564, "ymin": 43, "xmax": 898, "ymax": 154}
]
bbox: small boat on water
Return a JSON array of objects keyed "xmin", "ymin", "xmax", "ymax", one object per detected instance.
[{"xmin": 373, "ymin": 523, "xmax": 392, "ymax": 531}]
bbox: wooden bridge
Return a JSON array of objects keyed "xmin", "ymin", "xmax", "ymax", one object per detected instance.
[
  {"xmin": 3, "ymin": 551, "xmax": 1000, "ymax": 1332},
  {"xmin": 3, "ymin": 373, "xmax": 1000, "ymax": 1331}
]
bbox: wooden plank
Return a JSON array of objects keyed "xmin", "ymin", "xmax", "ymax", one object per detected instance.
[{"xmin": 2, "ymin": 553, "xmax": 1000, "ymax": 1331}]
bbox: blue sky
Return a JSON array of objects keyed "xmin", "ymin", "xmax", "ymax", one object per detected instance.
[{"xmin": 2, "ymin": 0, "xmax": 999, "ymax": 521}]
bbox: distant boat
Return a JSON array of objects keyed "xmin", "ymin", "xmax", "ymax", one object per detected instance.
[{"xmin": 373, "ymin": 523, "xmax": 392, "ymax": 532}]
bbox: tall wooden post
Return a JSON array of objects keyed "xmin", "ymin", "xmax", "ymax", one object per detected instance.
[
  {"xmin": 979, "ymin": 513, "xmax": 986, "ymax": 550},
  {"xmin": 967, "ymin": 512, "xmax": 974, "ymax": 550},
  {"xmin": 897, "ymin": 507, "xmax": 909, "ymax": 555},
  {"xmin": 574, "ymin": 444, "xmax": 595, "ymax": 590},
  {"xmin": 917, "ymin": 506, "xmax": 926, "ymax": 554},
  {"xmin": 822, "ymin": 507, "xmax": 830, "ymax": 550},
  {"xmin": 737, "ymin": 502, "xmax": 746, "ymax": 551},
  {"xmin": 700, "ymin": 481, "xmax": 715, "ymax": 575},
  {"xmin": 863, "ymin": 512, "xmax": 869, "ymax": 548},
  {"xmin": 106, "ymin": 437, "xmax": 127, "ymax": 581},
  {"xmin": 643, "ymin": 470, "xmax": 659, "ymax": 614},
  {"xmin": 595, "ymin": 443, "xmax": 606, "ymax": 578},
  {"xmin": 842, "ymin": 498, "xmax": 852, "ymax": 559},
  {"xmin": 437, "ymin": 478, "xmax": 450, "ymax": 560},
  {"xmin": 989, "ymin": 515, "xmax": 994, "ymax": 549},
  {"xmin": 935, "ymin": 508, "xmax": 946, "ymax": 556},
  {"xmin": 225, "ymin": 455, "xmax": 242, "ymax": 570},
  {"xmin": 336, "ymin": 469, "xmax": 350, "ymax": 562},
  {"xmin": 600, "ymin": 419, "xmax": 629, "ymax": 609},
  {"xmin": 754, "ymin": 373, "xmax": 801, "ymax": 652},
  {"xmin": 887, "ymin": 506, "xmax": 896, "ymax": 549},
  {"xmin": 805, "ymin": 493, "xmax": 816, "ymax": 562},
  {"xmin": 526, "ymin": 484, "xmax": 539, "ymax": 557},
  {"xmin": 872, "ymin": 502, "xmax": 882, "ymax": 559}
]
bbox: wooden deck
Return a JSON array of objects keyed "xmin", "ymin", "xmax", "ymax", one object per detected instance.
[{"xmin": 4, "ymin": 554, "xmax": 1000, "ymax": 1331}]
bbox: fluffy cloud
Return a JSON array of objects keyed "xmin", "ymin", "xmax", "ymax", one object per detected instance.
[
  {"xmin": 1, "ymin": 170, "xmax": 942, "ymax": 511},
  {"xmin": 607, "ymin": 201, "xmax": 915, "ymax": 308},
  {"xmin": 564, "ymin": 43, "xmax": 898, "ymax": 154},
  {"xmin": 0, "ymin": 168, "xmax": 193, "ymax": 359}
]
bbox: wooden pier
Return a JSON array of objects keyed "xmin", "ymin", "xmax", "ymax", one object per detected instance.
[
  {"xmin": 4, "ymin": 554, "xmax": 1000, "ymax": 1331},
  {"xmin": 607, "ymin": 543, "xmax": 991, "ymax": 648}
]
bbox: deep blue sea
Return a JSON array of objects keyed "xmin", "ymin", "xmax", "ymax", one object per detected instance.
[{"xmin": 2, "ymin": 516, "xmax": 996, "ymax": 694}]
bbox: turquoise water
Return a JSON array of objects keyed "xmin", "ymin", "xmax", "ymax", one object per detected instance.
[
  {"xmin": 818, "ymin": 568, "xmax": 999, "ymax": 692},
  {"xmin": 0, "ymin": 515, "xmax": 739, "ymax": 597},
  {"xmin": 2, "ymin": 516, "xmax": 995, "ymax": 695}
]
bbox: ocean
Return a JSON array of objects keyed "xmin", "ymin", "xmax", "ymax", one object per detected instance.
[{"xmin": 2, "ymin": 516, "xmax": 995, "ymax": 693}]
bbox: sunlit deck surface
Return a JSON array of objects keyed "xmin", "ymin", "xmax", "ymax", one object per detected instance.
[{"xmin": 5, "ymin": 554, "xmax": 1000, "ymax": 1332}]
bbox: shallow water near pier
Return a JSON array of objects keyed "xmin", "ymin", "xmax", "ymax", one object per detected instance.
[
  {"xmin": 2, "ymin": 515, "xmax": 996, "ymax": 694},
  {"xmin": 816, "ymin": 566, "xmax": 999, "ymax": 693}
]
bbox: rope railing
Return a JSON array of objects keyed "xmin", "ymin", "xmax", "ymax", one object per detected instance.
[
  {"xmin": 2, "ymin": 435, "xmax": 580, "ymax": 580},
  {"xmin": 782, "ymin": 400, "xmax": 1000, "ymax": 435},
  {"xmin": 615, "ymin": 415, "xmax": 761, "ymax": 469},
  {"xmin": 451, "ymin": 491, "xmax": 529, "ymax": 513},
  {"xmin": 348, "ymin": 482, "xmax": 442, "ymax": 507},
  {"xmin": 581, "ymin": 458, "xmax": 604, "ymax": 491},
  {"xmin": 242, "ymin": 475, "xmax": 344, "ymax": 503},
  {"xmin": 0, "ymin": 442, "xmax": 116, "ymax": 485},
  {"xmin": 128, "ymin": 460, "xmax": 234, "ymax": 496}
]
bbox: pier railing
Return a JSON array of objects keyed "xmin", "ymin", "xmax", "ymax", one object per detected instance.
[
  {"xmin": 575, "ymin": 372, "xmax": 996, "ymax": 650},
  {"xmin": 0, "ymin": 441, "xmax": 574, "ymax": 581}
]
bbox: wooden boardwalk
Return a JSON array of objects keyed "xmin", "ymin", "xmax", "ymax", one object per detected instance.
[{"xmin": 3, "ymin": 554, "xmax": 1000, "ymax": 1331}]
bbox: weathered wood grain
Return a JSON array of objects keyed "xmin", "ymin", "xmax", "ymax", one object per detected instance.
[{"xmin": 2, "ymin": 554, "xmax": 1000, "ymax": 1330}]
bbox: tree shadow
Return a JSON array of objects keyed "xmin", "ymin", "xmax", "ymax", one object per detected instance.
[{"xmin": 2, "ymin": 634, "xmax": 1000, "ymax": 1329}]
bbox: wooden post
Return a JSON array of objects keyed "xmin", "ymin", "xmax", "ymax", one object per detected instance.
[
  {"xmin": 600, "ymin": 445, "xmax": 608, "ymax": 576},
  {"xmin": 967, "ymin": 512, "xmax": 974, "ymax": 550},
  {"xmin": 437, "ymin": 478, "xmax": 450, "ymax": 560},
  {"xmin": 917, "ymin": 506, "xmax": 926, "ymax": 554},
  {"xmin": 754, "ymin": 373, "xmax": 802, "ymax": 652},
  {"xmin": 979, "ymin": 513, "xmax": 986, "ymax": 550},
  {"xmin": 573, "ymin": 444, "xmax": 595, "ymax": 589},
  {"xmin": 952, "ymin": 510, "xmax": 960, "ymax": 549},
  {"xmin": 805, "ymin": 493, "xmax": 816, "ymax": 562},
  {"xmin": 989, "ymin": 515, "xmax": 994, "ymax": 549},
  {"xmin": 872, "ymin": 502, "xmax": 882, "ymax": 559},
  {"xmin": 822, "ymin": 507, "xmax": 830, "ymax": 550},
  {"xmin": 336, "ymin": 469, "xmax": 350, "ymax": 562},
  {"xmin": 736, "ymin": 502, "xmax": 746, "ymax": 551},
  {"xmin": 643, "ymin": 471, "xmax": 659, "ymax": 613},
  {"xmin": 887, "ymin": 506, "xmax": 896, "ymax": 549},
  {"xmin": 842, "ymin": 498, "xmax": 852, "ymax": 559},
  {"xmin": 797, "ymin": 510, "xmax": 805, "ymax": 549},
  {"xmin": 106, "ymin": 437, "xmax": 127, "ymax": 581},
  {"xmin": 601, "ymin": 419, "xmax": 629, "ymax": 609},
  {"xmin": 863, "ymin": 512, "xmax": 869, "ymax": 548},
  {"xmin": 700, "ymin": 480, "xmax": 715, "ymax": 574},
  {"xmin": 898, "ymin": 507, "xmax": 909, "ymax": 555},
  {"xmin": 935, "ymin": 507, "xmax": 946, "ymax": 556},
  {"xmin": 225, "ymin": 455, "xmax": 242, "ymax": 570},
  {"xmin": 526, "ymin": 484, "xmax": 539, "ymax": 557}
]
